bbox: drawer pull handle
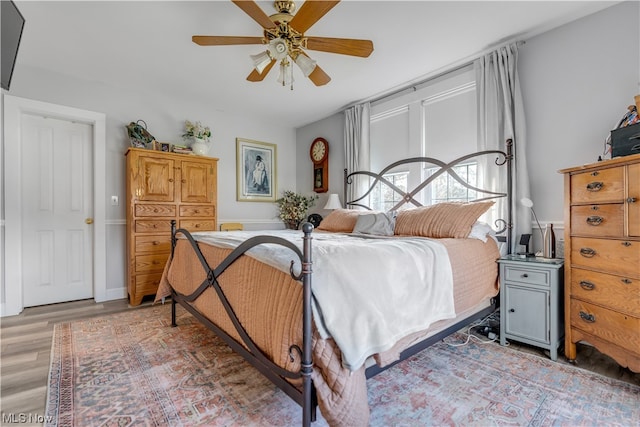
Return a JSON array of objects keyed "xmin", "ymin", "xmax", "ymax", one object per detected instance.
[
  {"xmin": 194, "ymin": 210, "xmax": 200, "ymax": 214},
  {"xmin": 622, "ymin": 241, "xmax": 632, "ymax": 247},
  {"xmin": 152, "ymin": 241, "xmax": 160, "ymax": 245},
  {"xmin": 509, "ymin": 308, "xmax": 515, "ymax": 313},
  {"xmin": 580, "ymin": 247, "xmax": 596, "ymax": 257},
  {"xmin": 182, "ymin": 179, "xmax": 187, "ymax": 183},
  {"xmin": 521, "ymin": 273, "xmax": 529, "ymax": 278},
  {"xmin": 591, "ymin": 171, "xmax": 599, "ymax": 176},
  {"xmin": 586, "ymin": 216, "xmax": 603, "ymax": 226},
  {"xmin": 622, "ymin": 278, "xmax": 632, "ymax": 285},
  {"xmin": 195, "ymin": 224, "xmax": 200, "ymax": 228},
  {"xmin": 168, "ymin": 178, "xmax": 174, "ymax": 183},
  {"xmin": 579, "ymin": 311, "xmax": 595, "ymax": 323},
  {"xmin": 586, "ymin": 182, "xmax": 603, "ymax": 192},
  {"xmin": 152, "ymin": 224, "xmax": 157, "ymax": 228},
  {"xmin": 579, "ymin": 280, "xmax": 595, "ymax": 290},
  {"xmin": 153, "ymin": 208, "xmax": 158, "ymax": 213},
  {"xmin": 153, "ymin": 260, "xmax": 160, "ymax": 265},
  {"xmin": 627, "ymin": 197, "xmax": 637, "ymax": 203},
  {"xmin": 590, "ymin": 205, "xmax": 599, "ymax": 211}
]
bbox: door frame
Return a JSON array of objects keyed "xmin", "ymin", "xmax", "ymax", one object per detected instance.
[{"xmin": 2, "ymin": 95, "xmax": 107, "ymax": 316}]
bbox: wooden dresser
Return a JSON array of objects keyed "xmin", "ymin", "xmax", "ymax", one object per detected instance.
[
  {"xmin": 126, "ymin": 148, "xmax": 218, "ymax": 305},
  {"xmin": 560, "ymin": 153, "xmax": 640, "ymax": 372}
]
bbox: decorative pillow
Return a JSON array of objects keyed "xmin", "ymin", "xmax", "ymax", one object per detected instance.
[
  {"xmin": 352, "ymin": 211, "xmax": 397, "ymax": 236},
  {"xmin": 468, "ymin": 221, "xmax": 494, "ymax": 243},
  {"xmin": 316, "ymin": 209, "xmax": 370, "ymax": 233},
  {"xmin": 394, "ymin": 201, "xmax": 494, "ymax": 238}
]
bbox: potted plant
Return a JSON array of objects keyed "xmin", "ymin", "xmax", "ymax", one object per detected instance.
[
  {"xmin": 182, "ymin": 120, "xmax": 212, "ymax": 156},
  {"xmin": 276, "ymin": 191, "xmax": 318, "ymax": 230}
]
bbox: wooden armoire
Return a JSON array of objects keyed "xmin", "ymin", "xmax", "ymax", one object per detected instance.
[
  {"xmin": 560, "ymin": 153, "xmax": 639, "ymax": 372},
  {"xmin": 125, "ymin": 148, "xmax": 218, "ymax": 305}
]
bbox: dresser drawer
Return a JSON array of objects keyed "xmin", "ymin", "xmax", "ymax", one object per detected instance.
[
  {"xmin": 571, "ymin": 268, "xmax": 639, "ymax": 316},
  {"xmin": 135, "ymin": 272, "xmax": 163, "ymax": 294},
  {"xmin": 135, "ymin": 253, "xmax": 169, "ymax": 273},
  {"xmin": 571, "ymin": 237, "xmax": 640, "ymax": 277},
  {"xmin": 135, "ymin": 219, "xmax": 173, "ymax": 233},
  {"xmin": 503, "ymin": 265, "xmax": 549, "ymax": 286},
  {"xmin": 179, "ymin": 205, "xmax": 215, "ymax": 217},
  {"xmin": 180, "ymin": 219, "xmax": 216, "ymax": 231},
  {"xmin": 135, "ymin": 203, "xmax": 176, "ymax": 217},
  {"xmin": 135, "ymin": 234, "xmax": 172, "ymax": 254},
  {"xmin": 570, "ymin": 299, "xmax": 640, "ymax": 355},
  {"xmin": 571, "ymin": 167, "xmax": 624, "ymax": 204},
  {"xmin": 570, "ymin": 204, "xmax": 624, "ymax": 237}
]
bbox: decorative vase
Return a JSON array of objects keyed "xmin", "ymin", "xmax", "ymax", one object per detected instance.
[
  {"xmin": 191, "ymin": 137, "xmax": 209, "ymax": 156},
  {"xmin": 543, "ymin": 223, "xmax": 556, "ymax": 259},
  {"xmin": 284, "ymin": 220, "xmax": 300, "ymax": 230}
]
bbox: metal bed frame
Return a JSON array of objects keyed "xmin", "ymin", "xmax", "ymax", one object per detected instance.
[{"xmin": 168, "ymin": 141, "xmax": 513, "ymax": 427}]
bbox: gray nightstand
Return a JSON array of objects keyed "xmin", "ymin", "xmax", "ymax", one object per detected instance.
[{"xmin": 498, "ymin": 255, "xmax": 564, "ymax": 361}]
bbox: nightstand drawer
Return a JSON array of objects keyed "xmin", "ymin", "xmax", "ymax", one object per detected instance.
[{"xmin": 503, "ymin": 266, "xmax": 549, "ymax": 286}]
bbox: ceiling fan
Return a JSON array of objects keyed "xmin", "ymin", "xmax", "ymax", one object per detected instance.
[{"xmin": 192, "ymin": 0, "xmax": 374, "ymax": 88}]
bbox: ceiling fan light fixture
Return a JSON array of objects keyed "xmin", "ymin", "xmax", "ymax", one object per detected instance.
[
  {"xmin": 294, "ymin": 54, "xmax": 317, "ymax": 77},
  {"xmin": 268, "ymin": 38, "xmax": 289, "ymax": 60},
  {"xmin": 250, "ymin": 50, "xmax": 272, "ymax": 74},
  {"xmin": 277, "ymin": 58, "xmax": 294, "ymax": 89}
]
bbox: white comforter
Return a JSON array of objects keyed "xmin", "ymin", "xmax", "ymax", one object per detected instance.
[{"xmin": 188, "ymin": 229, "xmax": 455, "ymax": 370}]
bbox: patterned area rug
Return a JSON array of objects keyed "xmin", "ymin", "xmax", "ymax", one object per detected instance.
[{"xmin": 46, "ymin": 304, "xmax": 639, "ymax": 426}]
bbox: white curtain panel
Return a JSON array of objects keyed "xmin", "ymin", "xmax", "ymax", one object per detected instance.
[
  {"xmin": 344, "ymin": 102, "xmax": 371, "ymax": 207},
  {"xmin": 475, "ymin": 43, "xmax": 531, "ymax": 254}
]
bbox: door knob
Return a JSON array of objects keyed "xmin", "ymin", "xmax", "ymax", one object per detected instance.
[{"xmin": 85, "ymin": 218, "xmax": 94, "ymax": 224}]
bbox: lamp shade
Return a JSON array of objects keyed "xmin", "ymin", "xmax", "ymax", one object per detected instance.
[
  {"xmin": 294, "ymin": 54, "xmax": 317, "ymax": 77},
  {"xmin": 250, "ymin": 51, "xmax": 272, "ymax": 74},
  {"xmin": 324, "ymin": 194, "xmax": 342, "ymax": 210}
]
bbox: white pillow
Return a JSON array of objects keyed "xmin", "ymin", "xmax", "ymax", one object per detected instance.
[{"xmin": 467, "ymin": 221, "xmax": 493, "ymax": 242}]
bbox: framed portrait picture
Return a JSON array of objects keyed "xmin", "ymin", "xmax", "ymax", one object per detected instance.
[{"xmin": 236, "ymin": 138, "xmax": 277, "ymax": 202}]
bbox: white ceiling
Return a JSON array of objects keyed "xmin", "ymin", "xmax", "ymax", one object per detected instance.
[{"xmin": 15, "ymin": 1, "xmax": 618, "ymax": 129}]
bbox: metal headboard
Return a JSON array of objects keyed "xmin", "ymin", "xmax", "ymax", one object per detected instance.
[{"xmin": 344, "ymin": 139, "xmax": 513, "ymax": 250}]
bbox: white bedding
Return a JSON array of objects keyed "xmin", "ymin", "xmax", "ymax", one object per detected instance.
[{"xmin": 188, "ymin": 229, "xmax": 455, "ymax": 370}]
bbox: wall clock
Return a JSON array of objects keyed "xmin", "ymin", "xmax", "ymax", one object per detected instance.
[{"xmin": 310, "ymin": 137, "xmax": 329, "ymax": 193}]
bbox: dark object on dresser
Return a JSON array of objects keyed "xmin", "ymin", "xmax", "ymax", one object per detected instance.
[{"xmin": 611, "ymin": 122, "xmax": 640, "ymax": 158}]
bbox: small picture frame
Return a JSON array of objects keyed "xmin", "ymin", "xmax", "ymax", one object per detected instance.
[
  {"xmin": 236, "ymin": 138, "xmax": 277, "ymax": 202},
  {"xmin": 157, "ymin": 142, "xmax": 172, "ymax": 152}
]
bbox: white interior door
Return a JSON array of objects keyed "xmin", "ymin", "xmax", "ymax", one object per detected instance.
[{"xmin": 21, "ymin": 114, "xmax": 93, "ymax": 306}]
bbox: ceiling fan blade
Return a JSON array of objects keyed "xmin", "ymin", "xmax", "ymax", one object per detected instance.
[
  {"xmin": 308, "ymin": 65, "xmax": 331, "ymax": 86},
  {"xmin": 246, "ymin": 59, "xmax": 276, "ymax": 82},
  {"xmin": 193, "ymin": 36, "xmax": 264, "ymax": 46},
  {"xmin": 289, "ymin": 1, "xmax": 340, "ymax": 33},
  {"xmin": 306, "ymin": 37, "xmax": 373, "ymax": 57},
  {"xmin": 232, "ymin": 0, "xmax": 276, "ymax": 29}
]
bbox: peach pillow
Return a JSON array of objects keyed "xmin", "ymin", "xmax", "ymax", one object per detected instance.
[
  {"xmin": 394, "ymin": 201, "xmax": 494, "ymax": 238},
  {"xmin": 316, "ymin": 209, "xmax": 370, "ymax": 233}
]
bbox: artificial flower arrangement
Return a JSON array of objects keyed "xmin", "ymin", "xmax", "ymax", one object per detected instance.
[
  {"xmin": 276, "ymin": 190, "xmax": 319, "ymax": 230},
  {"xmin": 182, "ymin": 120, "xmax": 212, "ymax": 141}
]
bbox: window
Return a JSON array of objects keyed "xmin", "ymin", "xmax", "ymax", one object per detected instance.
[
  {"xmin": 370, "ymin": 171, "xmax": 409, "ymax": 211},
  {"xmin": 426, "ymin": 162, "xmax": 477, "ymax": 204}
]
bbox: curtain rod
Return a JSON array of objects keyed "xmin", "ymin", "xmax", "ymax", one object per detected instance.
[{"xmin": 346, "ymin": 39, "xmax": 526, "ymax": 109}]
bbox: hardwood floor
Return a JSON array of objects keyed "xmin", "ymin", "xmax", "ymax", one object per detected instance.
[{"xmin": 1, "ymin": 298, "xmax": 638, "ymax": 426}]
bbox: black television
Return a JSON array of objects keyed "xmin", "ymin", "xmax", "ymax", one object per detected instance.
[{"xmin": 1, "ymin": 0, "xmax": 25, "ymax": 91}]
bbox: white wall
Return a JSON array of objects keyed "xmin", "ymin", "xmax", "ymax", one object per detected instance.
[
  {"xmin": 519, "ymin": 1, "xmax": 639, "ymax": 223},
  {"xmin": 2, "ymin": 65, "xmax": 298, "ymax": 300},
  {"xmin": 295, "ymin": 113, "xmax": 345, "ymax": 216}
]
